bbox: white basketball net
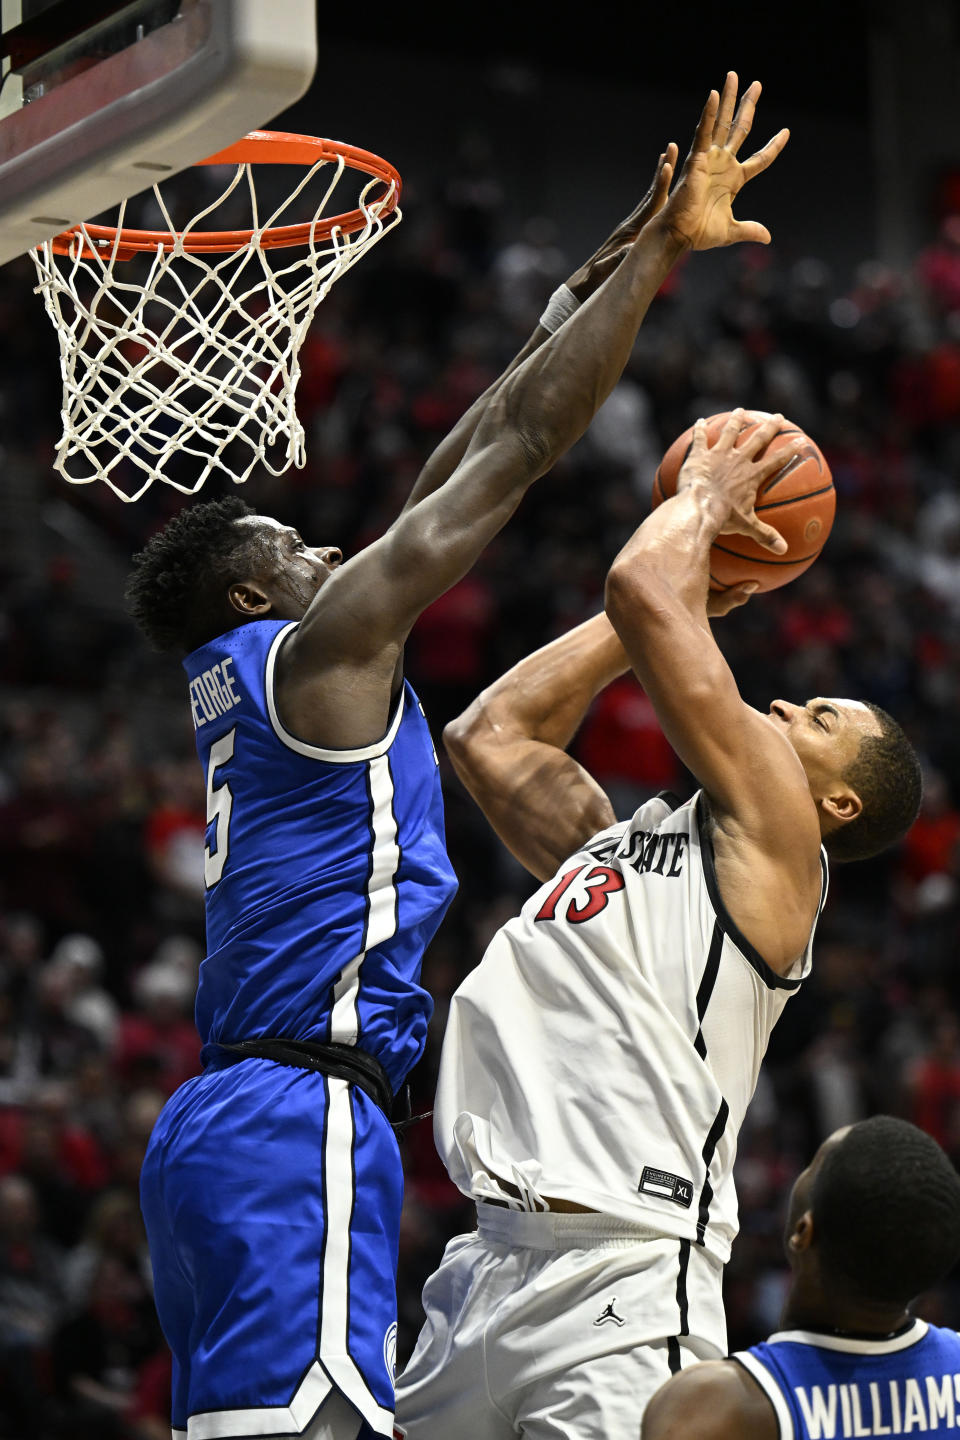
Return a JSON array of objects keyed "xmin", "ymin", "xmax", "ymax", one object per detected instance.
[{"xmin": 30, "ymin": 154, "xmax": 401, "ymax": 502}]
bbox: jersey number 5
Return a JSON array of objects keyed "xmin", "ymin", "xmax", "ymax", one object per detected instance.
[{"xmin": 205, "ymin": 728, "xmax": 236, "ymax": 888}]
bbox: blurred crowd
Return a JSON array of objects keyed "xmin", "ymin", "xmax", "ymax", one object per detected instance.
[{"xmin": 2, "ymin": 132, "xmax": 960, "ymax": 1435}]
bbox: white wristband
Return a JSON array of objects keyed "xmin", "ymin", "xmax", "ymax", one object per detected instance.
[{"xmin": 539, "ymin": 283, "xmax": 581, "ymax": 334}]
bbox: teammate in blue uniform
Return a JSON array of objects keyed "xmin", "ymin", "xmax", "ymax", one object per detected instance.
[
  {"xmin": 641, "ymin": 1116, "xmax": 960, "ymax": 1439},
  {"xmin": 126, "ymin": 74, "xmax": 793, "ymax": 1440}
]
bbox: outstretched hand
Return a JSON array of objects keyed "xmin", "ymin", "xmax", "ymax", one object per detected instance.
[
  {"xmin": 566, "ymin": 144, "xmax": 679, "ymax": 302},
  {"xmin": 678, "ymin": 409, "xmax": 801, "ymax": 553},
  {"xmin": 659, "ymin": 72, "xmax": 789, "ymax": 251}
]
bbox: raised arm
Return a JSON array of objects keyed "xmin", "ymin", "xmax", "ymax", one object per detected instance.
[
  {"xmin": 604, "ymin": 411, "xmax": 824, "ymax": 971},
  {"xmin": 444, "ymin": 579, "xmax": 759, "ymax": 880},
  {"xmin": 279, "ymin": 76, "xmax": 790, "ymax": 749},
  {"xmin": 397, "ymin": 148, "xmax": 679, "ymax": 515},
  {"xmin": 444, "ymin": 616, "xmax": 628, "ymax": 880},
  {"xmin": 297, "ymin": 150, "xmax": 683, "ymax": 656}
]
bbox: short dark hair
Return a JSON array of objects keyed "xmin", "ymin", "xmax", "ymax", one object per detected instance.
[
  {"xmin": 125, "ymin": 497, "xmax": 260, "ymax": 653},
  {"xmin": 823, "ymin": 703, "xmax": 922, "ymax": 863},
  {"xmin": 812, "ymin": 1116, "xmax": 960, "ymax": 1305}
]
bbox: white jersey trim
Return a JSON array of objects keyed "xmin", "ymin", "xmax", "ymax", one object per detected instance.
[
  {"xmin": 184, "ymin": 1081, "xmax": 397, "ymax": 1438},
  {"xmin": 733, "ymin": 1350, "xmax": 795, "ymax": 1440},
  {"xmin": 765, "ymin": 1319, "xmax": 928, "ymax": 1354},
  {"xmin": 186, "ymin": 1361, "xmax": 333, "ymax": 1437},
  {"xmin": 330, "ymin": 753, "xmax": 400, "ymax": 1044},
  {"xmin": 696, "ymin": 794, "xmax": 826, "ymax": 993},
  {"xmin": 476, "ymin": 1203, "xmax": 668, "ymax": 1250},
  {"xmin": 265, "ymin": 622, "xmax": 406, "ymax": 763},
  {"xmin": 318, "ymin": 1078, "xmax": 396, "ymax": 1435}
]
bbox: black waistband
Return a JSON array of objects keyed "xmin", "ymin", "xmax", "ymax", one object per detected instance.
[{"xmin": 203, "ymin": 1038, "xmax": 394, "ymax": 1117}]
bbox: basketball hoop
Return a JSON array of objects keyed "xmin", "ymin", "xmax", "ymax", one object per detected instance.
[{"xmin": 30, "ymin": 131, "xmax": 402, "ymax": 502}]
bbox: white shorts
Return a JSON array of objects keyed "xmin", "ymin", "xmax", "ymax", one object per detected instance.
[{"xmin": 395, "ymin": 1207, "xmax": 727, "ymax": 1440}]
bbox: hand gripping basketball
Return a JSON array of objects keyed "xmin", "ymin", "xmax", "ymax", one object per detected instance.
[{"xmin": 653, "ymin": 409, "xmax": 835, "ymax": 594}]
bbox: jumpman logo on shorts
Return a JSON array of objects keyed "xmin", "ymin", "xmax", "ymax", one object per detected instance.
[{"xmin": 594, "ymin": 1296, "xmax": 626, "ymax": 1327}]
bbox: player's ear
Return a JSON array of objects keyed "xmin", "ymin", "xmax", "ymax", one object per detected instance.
[
  {"xmin": 820, "ymin": 785, "xmax": 862, "ymax": 828},
  {"xmin": 228, "ymin": 580, "xmax": 273, "ymax": 618},
  {"xmin": 787, "ymin": 1209, "xmax": 814, "ymax": 1255}
]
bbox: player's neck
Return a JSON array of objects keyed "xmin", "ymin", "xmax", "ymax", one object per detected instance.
[{"xmin": 782, "ymin": 1280, "xmax": 910, "ymax": 1339}]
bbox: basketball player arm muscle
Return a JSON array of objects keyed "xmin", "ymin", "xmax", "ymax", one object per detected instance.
[
  {"xmin": 444, "ymin": 615, "xmax": 627, "ymax": 880},
  {"xmin": 279, "ymin": 210, "xmax": 688, "ymax": 747},
  {"xmin": 397, "ymin": 151, "xmax": 678, "ymax": 513},
  {"xmin": 605, "ymin": 422, "xmax": 822, "ymax": 968},
  {"xmin": 641, "ymin": 1361, "xmax": 777, "ymax": 1440},
  {"xmin": 322, "ymin": 71, "xmax": 790, "ymax": 657},
  {"xmin": 280, "ymin": 76, "xmax": 791, "ymax": 747},
  {"xmin": 442, "ymin": 590, "xmax": 754, "ymax": 879},
  {"xmin": 399, "ymin": 72, "xmax": 789, "ymax": 514}
]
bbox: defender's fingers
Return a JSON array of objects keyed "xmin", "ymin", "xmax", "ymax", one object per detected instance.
[
  {"xmin": 728, "ymin": 219, "xmax": 773, "ymax": 246},
  {"xmin": 653, "ymin": 156, "xmax": 675, "ymax": 201},
  {"xmin": 689, "ymin": 90, "xmax": 720, "ymax": 158},
  {"xmin": 638, "ymin": 152, "xmax": 667, "ymax": 213},
  {"xmin": 741, "ymin": 128, "xmax": 790, "ymax": 181},
  {"xmin": 726, "ymin": 80, "xmax": 762, "ymax": 155},
  {"xmin": 622, "ymin": 142, "xmax": 678, "ymax": 234},
  {"xmin": 713, "ymin": 71, "xmax": 739, "ymax": 145}
]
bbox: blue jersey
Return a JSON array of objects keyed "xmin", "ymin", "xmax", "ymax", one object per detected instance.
[
  {"xmin": 183, "ymin": 618, "xmax": 457, "ymax": 1089},
  {"xmin": 736, "ymin": 1320, "xmax": 960, "ymax": 1438}
]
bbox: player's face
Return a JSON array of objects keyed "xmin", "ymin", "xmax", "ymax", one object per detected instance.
[
  {"xmin": 243, "ymin": 516, "xmax": 342, "ymax": 618},
  {"xmin": 764, "ymin": 697, "xmax": 881, "ymax": 793}
]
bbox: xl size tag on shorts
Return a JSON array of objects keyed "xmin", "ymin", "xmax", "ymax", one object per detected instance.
[{"xmin": 638, "ymin": 1166, "xmax": 693, "ymax": 1208}]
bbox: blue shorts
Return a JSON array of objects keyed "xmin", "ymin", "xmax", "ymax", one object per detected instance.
[{"xmin": 140, "ymin": 1057, "xmax": 402, "ymax": 1438}]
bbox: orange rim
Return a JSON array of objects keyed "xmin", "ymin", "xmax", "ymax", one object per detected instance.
[{"xmin": 48, "ymin": 131, "xmax": 402, "ymax": 261}]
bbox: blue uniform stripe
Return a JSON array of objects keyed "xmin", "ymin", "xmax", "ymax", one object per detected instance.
[{"xmin": 163, "ymin": 623, "xmax": 456, "ymax": 1435}]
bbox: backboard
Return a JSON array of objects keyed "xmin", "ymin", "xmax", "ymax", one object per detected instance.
[{"xmin": 0, "ymin": 0, "xmax": 317, "ymax": 265}]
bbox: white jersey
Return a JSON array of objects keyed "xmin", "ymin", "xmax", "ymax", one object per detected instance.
[{"xmin": 435, "ymin": 790, "xmax": 827, "ymax": 1265}]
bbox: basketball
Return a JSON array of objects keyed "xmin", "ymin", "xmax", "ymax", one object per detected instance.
[{"xmin": 652, "ymin": 410, "xmax": 835, "ymax": 592}]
